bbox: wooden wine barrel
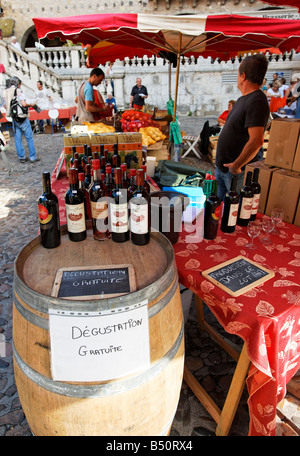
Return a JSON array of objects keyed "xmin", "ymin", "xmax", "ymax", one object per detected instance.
[{"xmin": 13, "ymin": 227, "xmax": 184, "ymax": 436}]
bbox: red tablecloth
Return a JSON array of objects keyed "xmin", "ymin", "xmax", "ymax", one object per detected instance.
[
  {"xmin": 0, "ymin": 106, "xmax": 77, "ymax": 123},
  {"xmin": 52, "ymin": 157, "xmax": 300, "ymax": 436},
  {"xmin": 173, "ymin": 213, "xmax": 300, "ymax": 436}
]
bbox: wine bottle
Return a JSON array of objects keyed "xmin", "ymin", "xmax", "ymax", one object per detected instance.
[
  {"xmin": 105, "ymin": 165, "xmax": 114, "ymax": 197},
  {"xmin": 203, "ymin": 180, "xmax": 221, "ymax": 240},
  {"xmin": 128, "ymin": 168, "xmax": 137, "ymax": 199},
  {"xmin": 130, "ymin": 169, "xmax": 150, "ymax": 245},
  {"xmin": 237, "ymin": 171, "xmax": 254, "ymax": 226},
  {"xmin": 65, "ymin": 168, "xmax": 87, "ymax": 242},
  {"xmin": 90, "ymin": 159, "xmax": 110, "ymax": 241},
  {"xmin": 38, "ymin": 171, "xmax": 61, "ymax": 249},
  {"xmin": 250, "ymin": 168, "xmax": 261, "ymax": 221},
  {"xmin": 121, "ymin": 164, "xmax": 130, "ymax": 189},
  {"xmin": 141, "ymin": 165, "xmax": 150, "ymax": 194},
  {"xmin": 113, "ymin": 143, "xmax": 121, "ymax": 167},
  {"xmin": 110, "ymin": 167, "xmax": 129, "ymax": 243},
  {"xmin": 220, "ymin": 177, "xmax": 239, "ymax": 233}
]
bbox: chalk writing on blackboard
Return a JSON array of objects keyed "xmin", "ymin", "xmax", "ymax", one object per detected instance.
[
  {"xmin": 51, "ymin": 264, "xmax": 136, "ymax": 300},
  {"xmin": 202, "ymin": 256, "xmax": 274, "ymax": 297}
]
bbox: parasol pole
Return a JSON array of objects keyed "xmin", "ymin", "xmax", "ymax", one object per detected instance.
[
  {"xmin": 173, "ymin": 32, "xmax": 182, "ymax": 122},
  {"xmin": 169, "ymin": 61, "xmax": 171, "ymax": 100}
]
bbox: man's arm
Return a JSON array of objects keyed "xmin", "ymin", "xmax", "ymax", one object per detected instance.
[
  {"xmin": 85, "ymin": 100, "xmax": 108, "ymax": 113},
  {"xmin": 129, "ymin": 95, "xmax": 133, "ymax": 108},
  {"xmin": 223, "ymin": 126, "xmax": 265, "ymax": 174}
]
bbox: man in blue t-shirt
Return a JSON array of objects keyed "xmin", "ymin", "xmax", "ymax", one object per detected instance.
[
  {"xmin": 76, "ymin": 68, "xmax": 109, "ymax": 123},
  {"xmin": 215, "ymin": 54, "xmax": 270, "ymax": 200}
]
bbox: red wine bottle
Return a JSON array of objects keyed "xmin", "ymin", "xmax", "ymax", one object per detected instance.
[
  {"xmin": 105, "ymin": 165, "xmax": 114, "ymax": 197},
  {"xmin": 90, "ymin": 159, "xmax": 110, "ymax": 241},
  {"xmin": 38, "ymin": 171, "xmax": 61, "ymax": 249},
  {"xmin": 110, "ymin": 167, "xmax": 129, "ymax": 243},
  {"xmin": 220, "ymin": 177, "xmax": 239, "ymax": 233},
  {"xmin": 237, "ymin": 171, "xmax": 253, "ymax": 226},
  {"xmin": 65, "ymin": 168, "xmax": 87, "ymax": 242},
  {"xmin": 128, "ymin": 168, "xmax": 137, "ymax": 199},
  {"xmin": 121, "ymin": 164, "xmax": 130, "ymax": 189},
  {"xmin": 130, "ymin": 169, "xmax": 150, "ymax": 245},
  {"xmin": 204, "ymin": 180, "xmax": 221, "ymax": 240},
  {"xmin": 141, "ymin": 165, "xmax": 150, "ymax": 194},
  {"xmin": 250, "ymin": 168, "xmax": 261, "ymax": 221}
]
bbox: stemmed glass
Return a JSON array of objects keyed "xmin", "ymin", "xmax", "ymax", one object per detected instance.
[
  {"xmin": 246, "ymin": 221, "xmax": 262, "ymax": 249},
  {"xmin": 271, "ymin": 207, "xmax": 284, "ymax": 235},
  {"xmin": 260, "ymin": 216, "xmax": 275, "ymax": 244}
]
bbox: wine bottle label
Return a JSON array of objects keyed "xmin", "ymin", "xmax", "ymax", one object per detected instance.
[
  {"xmin": 251, "ymin": 194, "xmax": 261, "ymax": 215},
  {"xmin": 228, "ymin": 203, "xmax": 239, "ymax": 226},
  {"xmin": 212, "ymin": 204, "xmax": 221, "ymax": 221},
  {"xmin": 38, "ymin": 204, "xmax": 53, "ymax": 225},
  {"xmin": 130, "ymin": 202, "xmax": 148, "ymax": 234},
  {"xmin": 110, "ymin": 202, "xmax": 128, "ymax": 233},
  {"xmin": 239, "ymin": 197, "xmax": 253, "ymax": 219},
  {"xmin": 65, "ymin": 203, "xmax": 86, "ymax": 233},
  {"xmin": 90, "ymin": 200, "xmax": 108, "ymax": 220}
]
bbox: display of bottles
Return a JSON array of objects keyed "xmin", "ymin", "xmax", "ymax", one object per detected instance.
[
  {"xmin": 220, "ymin": 177, "xmax": 239, "ymax": 233},
  {"xmin": 141, "ymin": 165, "xmax": 150, "ymax": 194},
  {"xmin": 65, "ymin": 168, "xmax": 87, "ymax": 242},
  {"xmin": 90, "ymin": 159, "xmax": 110, "ymax": 241},
  {"xmin": 237, "ymin": 171, "xmax": 254, "ymax": 226},
  {"xmin": 105, "ymin": 165, "xmax": 114, "ymax": 197},
  {"xmin": 110, "ymin": 167, "xmax": 129, "ymax": 243},
  {"xmin": 250, "ymin": 168, "xmax": 261, "ymax": 221},
  {"xmin": 204, "ymin": 180, "xmax": 221, "ymax": 240},
  {"xmin": 38, "ymin": 171, "xmax": 61, "ymax": 249},
  {"xmin": 128, "ymin": 168, "xmax": 137, "ymax": 199},
  {"xmin": 130, "ymin": 169, "xmax": 150, "ymax": 245}
]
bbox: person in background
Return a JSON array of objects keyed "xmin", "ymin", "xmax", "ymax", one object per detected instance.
[
  {"xmin": 3, "ymin": 76, "xmax": 40, "ymax": 163},
  {"xmin": 105, "ymin": 93, "xmax": 118, "ymax": 113},
  {"xmin": 266, "ymin": 80, "xmax": 282, "ymax": 102},
  {"xmin": 105, "ymin": 61, "xmax": 114, "ymax": 96},
  {"xmin": 35, "ymin": 80, "xmax": 53, "ymax": 133},
  {"xmin": 279, "ymin": 77, "xmax": 289, "ymax": 97},
  {"xmin": 129, "ymin": 78, "xmax": 148, "ymax": 110},
  {"xmin": 76, "ymin": 68, "xmax": 111, "ymax": 123},
  {"xmin": 268, "ymin": 72, "xmax": 279, "ymax": 89},
  {"xmin": 217, "ymin": 100, "xmax": 236, "ymax": 126},
  {"xmin": 286, "ymin": 73, "xmax": 300, "ymax": 118},
  {"xmin": 215, "ymin": 54, "xmax": 269, "ymax": 200},
  {"xmin": 260, "ymin": 78, "xmax": 268, "ymax": 94},
  {"xmin": 11, "ymin": 36, "xmax": 21, "ymax": 62}
]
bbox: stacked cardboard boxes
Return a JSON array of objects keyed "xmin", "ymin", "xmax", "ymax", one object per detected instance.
[
  {"xmin": 257, "ymin": 118, "xmax": 300, "ymax": 225},
  {"xmin": 64, "ymin": 132, "xmax": 143, "ymax": 175}
]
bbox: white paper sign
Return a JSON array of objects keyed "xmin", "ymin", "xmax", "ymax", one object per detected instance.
[{"xmin": 49, "ymin": 300, "xmax": 150, "ymax": 382}]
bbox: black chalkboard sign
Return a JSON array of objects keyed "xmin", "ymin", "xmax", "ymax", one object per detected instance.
[
  {"xmin": 202, "ymin": 256, "xmax": 274, "ymax": 297},
  {"xmin": 51, "ymin": 264, "xmax": 136, "ymax": 300}
]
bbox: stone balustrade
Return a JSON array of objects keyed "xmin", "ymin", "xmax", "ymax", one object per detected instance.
[{"xmin": 0, "ymin": 40, "xmax": 299, "ymax": 116}]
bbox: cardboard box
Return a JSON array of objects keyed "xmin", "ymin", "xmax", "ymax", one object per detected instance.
[
  {"xmin": 265, "ymin": 169, "xmax": 300, "ymax": 224},
  {"xmin": 244, "ymin": 161, "xmax": 279, "ymax": 214},
  {"xmin": 294, "ymin": 198, "xmax": 300, "ymax": 227},
  {"xmin": 116, "ymin": 132, "xmax": 143, "ymax": 168},
  {"xmin": 208, "ymin": 138, "xmax": 218, "ymax": 164},
  {"xmin": 292, "ymin": 138, "xmax": 300, "ymax": 173},
  {"xmin": 147, "ymin": 142, "xmax": 170, "ymax": 165},
  {"xmin": 265, "ymin": 119, "xmax": 300, "ymax": 170},
  {"xmin": 64, "ymin": 133, "xmax": 91, "ymax": 148}
]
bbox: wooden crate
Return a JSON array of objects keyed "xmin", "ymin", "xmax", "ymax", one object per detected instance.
[{"xmin": 147, "ymin": 141, "xmax": 170, "ymax": 165}]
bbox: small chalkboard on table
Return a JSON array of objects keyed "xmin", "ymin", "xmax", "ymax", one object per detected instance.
[
  {"xmin": 202, "ymin": 255, "xmax": 274, "ymax": 297},
  {"xmin": 51, "ymin": 264, "xmax": 136, "ymax": 300}
]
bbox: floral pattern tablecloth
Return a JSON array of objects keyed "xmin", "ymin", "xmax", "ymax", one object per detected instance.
[
  {"xmin": 173, "ymin": 212, "xmax": 300, "ymax": 436},
  {"xmin": 52, "ymin": 157, "xmax": 300, "ymax": 436}
]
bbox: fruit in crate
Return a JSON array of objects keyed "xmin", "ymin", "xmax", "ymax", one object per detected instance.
[
  {"xmin": 82, "ymin": 122, "xmax": 115, "ymax": 133},
  {"xmin": 140, "ymin": 127, "xmax": 166, "ymax": 146},
  {"xmin": 121, "ymin": 109, "xmax": 161, "ymax": 133}
]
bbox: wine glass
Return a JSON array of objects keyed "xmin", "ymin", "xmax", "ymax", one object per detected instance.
[
  {"xmin": 246, "ymin": 221, "xmax": 262, "ymax": 249},
  {"xmin": 260, "ymin": 216, "xmax": 275, "ymax": 244},
  {"xmin": 271, "ymin": 207, "xmax": 284, "ymax": 235}
]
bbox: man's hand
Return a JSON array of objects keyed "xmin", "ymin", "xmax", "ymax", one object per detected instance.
[{"xmin": 223, "ymin": 162, "xmax": 242, "ymax": 174}]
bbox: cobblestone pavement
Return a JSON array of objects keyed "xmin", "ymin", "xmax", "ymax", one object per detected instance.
[{"xmin": 0, "ymin": 117, "xmax": 299, "ymax": 437}]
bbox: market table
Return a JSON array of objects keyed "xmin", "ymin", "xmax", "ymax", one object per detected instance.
[
  {"xmin": 174, "ymin": 214, "xmax": 300, "ymax": 436},
  {"xmin": 0, "ymin": 106, "xmax": 77, "ymax": 130},
  {"xmin": 51, "ymin": 156, "xmax": 300, "ymax": 436}
]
